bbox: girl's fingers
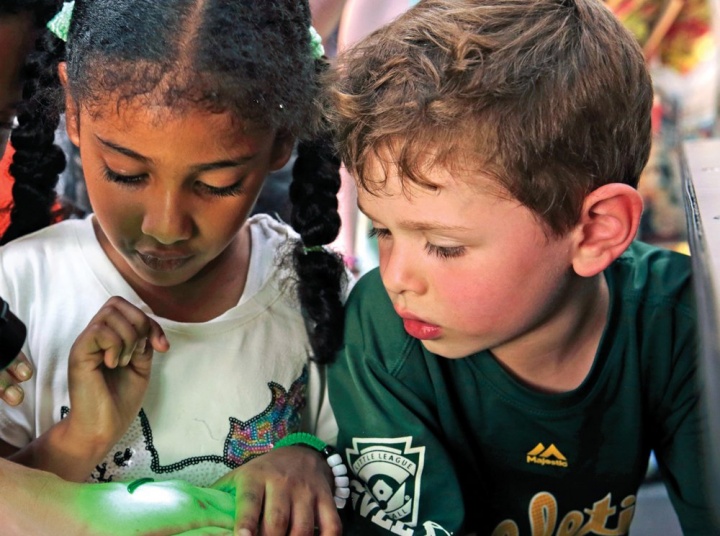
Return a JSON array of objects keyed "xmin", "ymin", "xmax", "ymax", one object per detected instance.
[
  {"xmin": 259, "ymin": 487, "xmax": 292, "ymax": 536},
  {"xmin": 315, "ymin": 495, "xmax": 342, "ymax": 536},
  {"xmin": 231, "ymin": 482, "xmax": 266, "ymax": 536},
  {"xmin": 147, "ymin": 317, "xmax": 169, "ymax": 353},
  {"xmin": 287, "ymin": 496, "xmax": 318, "ymax": 536},
  {"xmin": 84, "ymin": 297, "xmax": 168, "ymax": 368}
]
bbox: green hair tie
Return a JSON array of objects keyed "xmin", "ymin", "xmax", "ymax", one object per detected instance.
[
  {"xmin": 303, "ymin": 245, "xmax": 325, "ymax": 255},
  {"xmin": 309, "ymin": 25, "xmax": 325, "ymax": 60},
  {"xmin": 47, "ymin": 1, "xmax": 75, "ymax": 42}
]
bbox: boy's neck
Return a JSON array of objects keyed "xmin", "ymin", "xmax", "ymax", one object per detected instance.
[{"xmin": 490, "ymin": 273, "xmax": 610, "ymax": 394}]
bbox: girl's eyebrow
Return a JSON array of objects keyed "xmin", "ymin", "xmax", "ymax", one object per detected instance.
[{"xmin": 95, "ymin": 135, "xmax": 254, "ymax": 171}]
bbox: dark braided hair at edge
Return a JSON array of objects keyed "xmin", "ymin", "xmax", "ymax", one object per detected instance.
[
  {"xmin": 1, "ymin": 0, "xmax": 66, "ymax": 244},
  {"xmin": 3, "ymin": 0, "xmax": 346, "ymax": 363},
  {"xmin": 290, "ymin": 124, "xmax": 346, "ymax": 365}
]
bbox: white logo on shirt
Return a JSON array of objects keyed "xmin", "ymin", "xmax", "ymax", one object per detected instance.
[{"xmin": 346, "ymin": 437, "xmax": 426, "ymax": 527}]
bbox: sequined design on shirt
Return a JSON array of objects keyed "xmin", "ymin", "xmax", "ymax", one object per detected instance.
[
  {"xmin": 225, "ymin": 370, "xmax": 307, "ymax": 465},
  {"xmin": 60, "ymin": 366, "xmax": 308, "ymax": 484}
]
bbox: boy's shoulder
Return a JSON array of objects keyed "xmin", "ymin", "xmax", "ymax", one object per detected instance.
[{"xmin": 610, "ymin": 241, "xmax": 693, "ymax": 310}]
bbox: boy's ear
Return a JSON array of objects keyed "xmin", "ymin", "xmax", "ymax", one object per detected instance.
[
  {"xmin": 269, "ymin": 130, "xmax": 295, "ymax": 171},
  {"xmin": 570, "ymin": 183, "xmax": 643, "ymax": 277},
  {"xmin": 58, "ymin": 62, "xmax": 80, "ymax": 147}
]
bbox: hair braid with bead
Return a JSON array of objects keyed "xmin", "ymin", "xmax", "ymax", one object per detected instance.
[{"xmin": 1, "ymin": 0, "xmax": 65, "ymax": 244}]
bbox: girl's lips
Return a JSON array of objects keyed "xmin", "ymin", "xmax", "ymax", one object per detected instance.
[{"xmin": 136, "ymin": 251, "xmax": 193, "ymax": 272}]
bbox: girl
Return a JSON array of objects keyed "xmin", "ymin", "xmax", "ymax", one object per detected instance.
[{"xmin": 0, "ymin": 0, "xmax": 346, "ymax": 533}]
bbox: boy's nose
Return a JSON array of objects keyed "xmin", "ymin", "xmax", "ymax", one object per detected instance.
[
  {"xmin": 380, "ymin": 244, "xmax": 426, "ymax": 296},
  {"xmin": 141, "ymin": 192, "xmax": 193, "ymax": 245}
]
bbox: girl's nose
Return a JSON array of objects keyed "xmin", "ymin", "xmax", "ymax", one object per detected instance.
[{"xmin": 141, "ymin": 191, "xmax": 193, "ymax": 244}]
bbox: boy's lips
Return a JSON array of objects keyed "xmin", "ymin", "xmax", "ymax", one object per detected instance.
[{"xmin": 395, "ymin": 309, "xmax": 442, "ymax": 340}]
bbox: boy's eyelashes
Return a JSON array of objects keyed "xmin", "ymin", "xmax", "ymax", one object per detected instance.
[
  {"xmin": 368, "ymin": 227, "xmax": 466, "ymax": 259},
  {"xmin": 368, "ymin": 227, "xmax": 390, "ymax": 240},
  {"xmin": 424, "ymin": 243, "xmax": 465, "ymax": 259},
  {"xmin": 100, "ymin": 165, "xmax": 246, "ymax": 198}
]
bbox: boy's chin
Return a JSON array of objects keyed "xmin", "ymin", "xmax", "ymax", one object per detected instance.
[{"xmin": 419, "ymin": 338, "xmax": 483, "ymax": 359}]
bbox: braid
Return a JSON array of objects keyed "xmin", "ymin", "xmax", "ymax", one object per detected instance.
[
  {"xmin": 2, "ymin": 29, "xmax": 66, "ymax": 244},
  {"xmin": 290, "ymin": 129, "xmax": 346, "ymax": 365}
]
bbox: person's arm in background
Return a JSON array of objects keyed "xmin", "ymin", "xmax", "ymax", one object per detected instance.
[
  {"xmin": 336, "ymin": 0, "xmax": 410, "ymax": 50},
  {"xmin": 310, "ymin": 0, "xmax": 347, "ymax": 43}
]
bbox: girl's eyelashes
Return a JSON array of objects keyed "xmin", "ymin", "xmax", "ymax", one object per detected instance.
[
  {"xmin": 369, "ymin": 227, "xmax": 466, "ymax": 259},
  {"xmin": 196, "ymin": 180, "xmax": 246, "ymax": 198},
  {"xmin": 101, "ymin": 165, "xmax": 246, "ymax": 198},
  {"xmin": 101, "ymin": 165, "xmax": 145, "ymax": 186}
]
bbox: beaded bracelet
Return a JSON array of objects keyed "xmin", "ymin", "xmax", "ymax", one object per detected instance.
[{"xmin": 273, "ymin": 432, "xmax": 350, "ymax": 509}]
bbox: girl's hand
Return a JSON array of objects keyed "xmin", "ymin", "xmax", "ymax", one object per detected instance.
[
  {"xmin": 0, "ymin": 352, "xmax": 33, "ymax": 406},
  {"xmin": 64, "ymin": 297, "xmax": 169, "ymax": 466},
  {"xmin": 212, "ymin": 446, "xmax": 342, "ymax": 536}
]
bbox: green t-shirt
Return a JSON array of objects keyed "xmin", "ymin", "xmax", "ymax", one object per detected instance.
[{"xmin": 329, "ymin": 241, "xmax": 714, "ymax": 535}]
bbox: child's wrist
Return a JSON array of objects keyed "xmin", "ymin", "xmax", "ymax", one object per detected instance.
[
  {"xmin": 273, "ymin": 432, "xmax": 350, "ymax": 509},
  {"xmin": 52, "ymin": 418, "xmax": 112, "ymax": 472}
]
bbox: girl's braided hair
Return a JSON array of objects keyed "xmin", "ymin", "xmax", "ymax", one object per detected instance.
[
  {"xmin": 6, "ymin": 0, "xmax": 345, "ymax": 363},
  {"xmin": 1, "ymin": 0, "xmax": 65, "ymax": 244}
]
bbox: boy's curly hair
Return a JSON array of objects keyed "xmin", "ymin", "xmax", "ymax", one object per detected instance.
[{"xmin": 328, "ymin": 0, "xmax": 653, "ymax": 235}]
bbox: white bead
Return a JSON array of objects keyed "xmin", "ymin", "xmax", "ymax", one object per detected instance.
[
  {"xmin": 336, "ymin": 487, "xmax": 350, "ymax": 499},
  {"xmin": 326, "ymin": 453, "xmax": 343, "ymax": 468},
  {"xmin": 334, "ymin": 476, "xmax": 350, "ymax": 487},
  {"xmin": 332, "ymin": 463, "xmax": 348, "ymax": 476},
  {"xmin": 334, "ymin": 496, "xmax": 347, "ymax": 509}
]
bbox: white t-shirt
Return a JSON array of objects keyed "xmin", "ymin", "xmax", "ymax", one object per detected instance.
[{"xmin": 0, "ymin": 214, "xmax": 336, "ymax": 485}]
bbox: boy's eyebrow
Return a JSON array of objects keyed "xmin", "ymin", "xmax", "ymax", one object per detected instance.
[
  {"xmin": 95, "ymin": 135, "xmax": 254, "ymax": 171},
  {"xmin": 358, "ymin": 200, "xmax": 472, "ymax": 231}
]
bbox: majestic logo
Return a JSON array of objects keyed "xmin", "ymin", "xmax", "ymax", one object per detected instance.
[
  {"xmin": 346, "ymin": 437, "xmax": 426, "ymax": 527},
  {"xmin": 526, "ymin": 443, "xmax": 568, "ymax": 468}
]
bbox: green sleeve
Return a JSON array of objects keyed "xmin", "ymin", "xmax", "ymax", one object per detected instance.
[{"xmin": 329, "ymin": 271, "xmax": 464, "ymax": 536}]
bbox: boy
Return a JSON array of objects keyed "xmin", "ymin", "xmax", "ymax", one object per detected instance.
[{"xmin": 327, "ymin": 0, "xmax": 714, "ymax": 534}]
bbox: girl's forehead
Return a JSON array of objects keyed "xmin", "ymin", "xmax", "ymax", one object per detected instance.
[{"xmin": 81, "ymin": 95, "xmax": 261, "ymax": 136}]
